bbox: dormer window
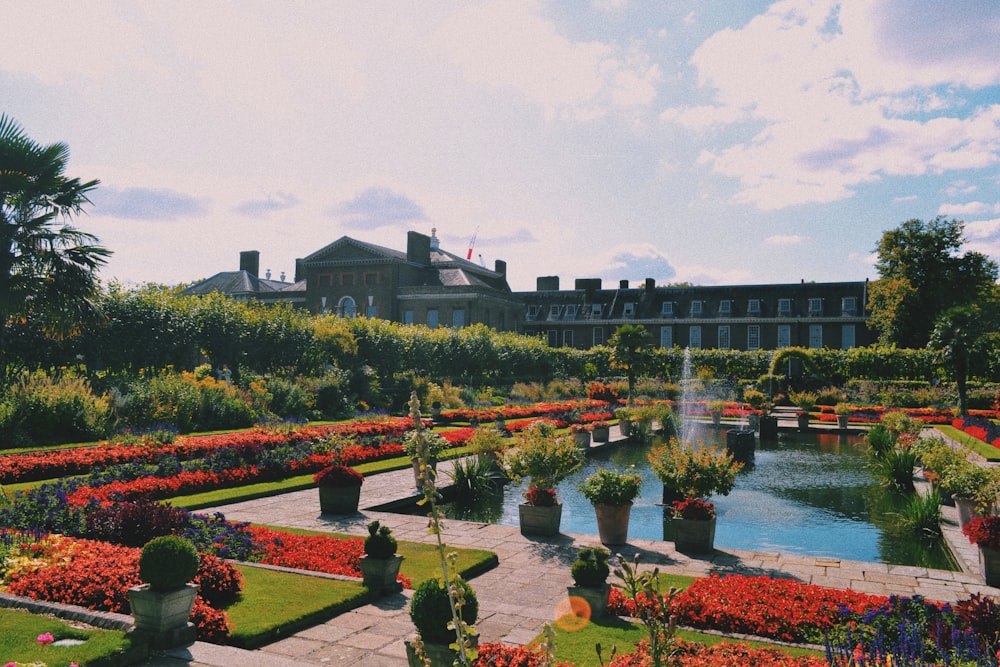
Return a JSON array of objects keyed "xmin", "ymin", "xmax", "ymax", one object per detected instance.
[
  {"xmin": 549, "ymin": 304, "xmax": 561, "ymax": 318},
  {"xmin": 527, "ymin": 305, "xmax": 540, "ymax": 319},
  {"xmin": 623, "ymin": 302, "xmax": 636, "ymax": 317},
  {"xmin": 747, "ymin": 299, "xmax": 760, "ymax": 314},
  {"xmin": 661, "ymin": 301, "xmax": 673, "ymax": 316},
  {"xmin": 778, "ymin": 298, "xmax": 791, "ymax": 315},
  {"xmin": 841, "ymin": 296, "xmax": 857, "ymax": 315},
  {"xmin": 690, "ymin": 300, "xmax": 702, "ymax": 316},
  {"xmin": 591, "ymin": 303, "xmax": 602, "ymax": 317},
  {"xmin": 565, "ymin": 304, "xmax": 578, "ymax": 318},
  {"xmin": 719, "ymin": 300, "xmax": 731, "ymax": 315},
  {"xmin": 808, "ymin": 298, "xmax": 823, "ymax": 315}
]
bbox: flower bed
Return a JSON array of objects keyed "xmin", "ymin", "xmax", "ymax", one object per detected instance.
[
  {"xmin": 439, "ymin": 399, "xmax": 612, "ymax": 424},
  {"xmin": 952, "ymin": 415, "xmax": 1000, "ymax": 449}
]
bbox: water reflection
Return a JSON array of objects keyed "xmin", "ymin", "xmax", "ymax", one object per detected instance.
[{"xmin": 425, "ymin": 429, "xmax": 957, "ymax": 570}]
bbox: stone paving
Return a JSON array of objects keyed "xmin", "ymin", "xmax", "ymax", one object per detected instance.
[{"xmin": 136, "ymin": 422, "xmax": 997, "ymax": 666}]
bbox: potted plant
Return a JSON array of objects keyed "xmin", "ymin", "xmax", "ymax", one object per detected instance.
[
  {"xmin": 962, "ymin": 515, "xmax": 1000, "ymax": 586},
  {"xmin": 790, "ymin": 391, "xmax": 817, "ymax": 431},
  {"xmin": 570, "ymin": 422, "xmax": 592, "ymax": 449},
  {"xmin": 467, "ymin": 424, "xmax": 508, "ymax": 471},
  {"xmin": 743, "ymin": 390, "xmax": 766, "ymax": 431},
  {"xmin": 359, "ymin": 520, "xmax": 403, "ymax": 594},
  {"xmin": 128, "ymin": 535, "xmax": 200, "ymax": 648},
  {"xmin": 590, "ymin": 420, "xmax": 611, "ymax": 443},
  {"xmin": 834, "ymin": 402, "xmax": 852, "ymax": 430},
  {"xmin": 405, "ymin": 576, "xmax": 479, "ymax": 667},
  {"xmin": 404, "ymin": 428, "xmax": 450, "ymax": 488},
  {"xmin": 615, "ymin": 407, "xmax": 635, "ymax": 439},
  {"xmin": 648, "ymin": 439, "xmax": 742, "ymax": 553},
  {"xmin": 313, "ymin": 461, "xmax": 364, "ymax": 514},
  {"xmin": 579, "ymin": 467, "xmax": 642, "ymax": 545},
  {"xmin": 940, "ymin": 461, "xmax": 1000, "ymax": 527},
  {"xmin": 707, "ymin": 399, "xmax": 726, "ymax": 426},
  {"xmin": 502, "ymin": 421, "xmax": 584, "ymax": 536},
  {"xmin": 567, "ymin": 546, "xmax": 612, "ymax": 618}
]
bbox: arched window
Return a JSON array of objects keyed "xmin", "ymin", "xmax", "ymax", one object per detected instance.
[{"xmin": 338, "ymin": 296, "xmax": 357, "ymax": 318}]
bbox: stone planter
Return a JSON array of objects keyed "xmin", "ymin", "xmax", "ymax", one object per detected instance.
[
  {"xmin": 518, "ymin": 502, "xmax": 562, "ymax": 537},
  {"xmin": 128, "ymin": 583, "xmax": 198, "ymax": 649},
  {"xmin": 710, "ymin": 411, "xmax": 722, "ymax": 426},
  {"xmin": 360, "ymin": 554, "xmax": 404, "ymax": 594},
  {"xmin": 406, "ymin": 633, "xmax": 479, "ymax": 667},
  {"xmin": 574, "ymin": 430, "xmax": 591, "ymax": 449},
  {"xmin": 618, "ymin": 419, "xmax": 632, "ymax": 439},
  {"xmin": 593, "ymin": 502, "xmax": 632, "ymax": 545},
  {"xmin": 747, "ymin": 414, "xmax": 761, "ymax": 432},
  {"xmin": 671, "ymin": 516, "xmax": 716, "ymax": 554},
  {"xmin": 758, "ymin": 415, "xmax": 779, "ymax": 440},
  {"xmin": 412, "ymin": 457, "xmax": 438, "ymax": 487},
  {"xmin": 567, "ymin": 583, "xmax": 611, "ymax": 618},
  {"xmin": 318, "ymin": 485, "xmax": 361, "ymax": 514},
  {"xmin": 797, "ymin": 414, "xmax": 811, "ymax": 431},
  {"xmin": 592, "ymin": 425, "xmax": 610, "ymax": 443},
  {"xmin": 981, "ymin": 545, "xmax": 1000, "ymax": 587},
  {"xmin": 954, "ymin": 496, "xmax": 985, "ymax": 528},
  {"xmin": 837, "ymin": 414, "xmax": 850, "ymax": 429},
  {"xmin": 725, "ymin": 428, "xmax": 755, "ymax": 463}
]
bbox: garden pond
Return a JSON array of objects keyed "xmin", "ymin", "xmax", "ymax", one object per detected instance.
[{"xmin": 403, "ymin": 427, "xmax": 958, "ymax": 570}]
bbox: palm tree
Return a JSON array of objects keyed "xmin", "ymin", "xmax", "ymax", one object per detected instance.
[
  {"xmin": 0, "ymin": 115, "xmax": 110, "ymax": 380},
  {"xmin": 927, "ymin": 304, "xmax": 994, "ymax": 416}
]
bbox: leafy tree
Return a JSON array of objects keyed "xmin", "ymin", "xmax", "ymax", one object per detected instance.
[
  {"xmin": 609, "ymin": 323, "xmax": 651, "ymax": 405},
  {"xmin": 928, "ymin": 302, "xmax": 1000, "ymax": 416},
  {"xmin": 869, "ymin": 217, "xmax": 997, "ymax": 347},
  {"xmin": 0, "ymin": 115, "xmax": 110, "ymax": 380}
]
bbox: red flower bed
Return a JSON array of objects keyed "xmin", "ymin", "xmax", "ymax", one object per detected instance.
[
  {"xmin": 4, "ymin": 536, "xmax": 236, "ymax": 643},
  {"xmin": 474, "ymin": 642, "xmax": 573, "ymax": 666},
  {"xmin": 670, "ymin": 574, "xmax": 885, "ymax": 643},
  {"xmin": 440, "ymin": 399, "xmax": 611, "ymax": 424},
  {"xmin": 607, "ymin": 640, "xmax": 828, "ymax": 667},
  {"xmin": 0, "ymin": 417, "xmax": 416, "ymax": 485}
]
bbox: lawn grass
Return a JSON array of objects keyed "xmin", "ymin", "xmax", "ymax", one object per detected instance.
[
  {"xmin": 934, "ymin": 425, "xmax": 1000, "ymax": 462},
  {"xmin": 256, "ymin": 524, "xmax": 500, "ymax": 587},
  {"xmin": 225, "ymin": 564, "xmax": 369, "ymax": 648},
  {"xmin": 0, "ymin": 606, "xmax": 140, "ymax": 667}
]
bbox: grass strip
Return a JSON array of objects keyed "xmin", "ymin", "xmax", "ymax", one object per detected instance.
[
  {"xmin": 225, "ymin": 564, "xmax": 369, "ymax": 649},
  {"xmin": 0, "ymin": 606, "xmax": 139, "ymax": 667},
  {"xmin": 255, "ymin": 523, "xmax": 500, "ymax": 587},
  {"xmin": 934, "ymin": 425, "xmax": 1000, "ymax": 462}
]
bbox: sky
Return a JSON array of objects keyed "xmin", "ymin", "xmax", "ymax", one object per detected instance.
[{"xmin": 3, "ymin": 0, "xmax": 1000, "ymax": 292}]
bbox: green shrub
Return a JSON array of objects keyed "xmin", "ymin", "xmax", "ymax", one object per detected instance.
[
  {"xmin": 263, "ymin": 376, "xmax": 316, "ymax": 420},
  {"xmin": 570, "ymin": 547, "xmax": 610, "ymax": 587},
  {"xmin": 0, "ymin": 370, "xmax": 110, "ymax": 446},
  {"xmin": 409, "ymin": 576, "xmax": 478, "ymax": 645},
  {"xmin": 363, "ymin": 521, "xmax": 397, "ymax": 559},
  {"xmin": 139, "ymin": 536, "xmax": 200, "ymax": 591},
  {"xmin": 898, "ymin": 490, "xmax": 942, "ymax": 538}
]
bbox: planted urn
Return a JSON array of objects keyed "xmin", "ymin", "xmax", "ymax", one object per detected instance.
[
  {"xmin": 314, "ymin": 463, "xmax": 364, "ymax": 514},
  {"xmin": 361, "ymin": 520, "xmax": 403, "ymax": 593},
  {"xmin": 568, "ymin": 547, "xmax": 611, "ymax": 618},
  {"xmin": 129, "ymin": 536, "xmax": 200, "ymax": 647},
  {"xmin": 580, "ymin": 467, "xmax": 642, "ymax": 545}
]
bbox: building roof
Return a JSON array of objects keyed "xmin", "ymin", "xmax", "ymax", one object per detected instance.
[{"xmin": 180, "ymin": 271, "xmax": 304, "ymax": 297}]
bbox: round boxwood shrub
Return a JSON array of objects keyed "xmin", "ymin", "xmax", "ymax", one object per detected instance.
[
  {"xmin": 139, "ymin": 535, "xmax": 200, "ymax": 592},
  {"xmin": 409, "ymin": 576, "xmax": 478, "ymax": 645}
]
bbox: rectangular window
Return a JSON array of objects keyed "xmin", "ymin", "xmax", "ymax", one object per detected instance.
[
  {"xmin": 452, "ymin": 309, "xmax": 465, "ymax": 327},
  {"xmin": 778, "ymin": 298, "xmax": 791, "ymax": 315},
  {"xmin": 809, "ymin": 324, "xmax": 823, "ymax": 348},
  {"xmin": 593, "ymin": 327, "xmax": 605, "ymax": 346},
  {"xmin": 562, "ymin": 330, "xmax": 574, "ymax": 347},
  {"xmin": 549, "ymin": 304, "xmax": 561, "ymax": 318},
  {"xmin": 527, "ymin": 305, "xmax": 540, "ymax": 319},
  {"xmin": 547, "ymin": 330, "xmax": 558, "ymax": 347},
  {"xmin": 623, "ymin": 302, "xmax": 635, "ymax": 317},
  {"xmin": 660, "ymin": 326, "xmax": 673, "ymax": 348},
  {"xmin": 718, "ymin": 325, "xmax": 730, "ymax": 350},
  {"xmin": 690, "ymin": 301, "xmax": 702, "ymax": 316},
  {"xmin": 689, "ymin": 325, "xmax": 702, "ymax": 349},
  {"xmin": 591, "ymin": 303, "xmax": 602, "ymax": 317},
  {"xmin": 661, "ymin": 301, "xmax": 673, "ymax": 316},
  {"xmin": 719, "ymin": 300, "xmax": 731, "ymax": 315},
  {"xmin": 842, "ymin": 324, "xmax": 855, "ymax": 349},
  {"xmin": 403, "ymin": 310, "xmax": 414, "ymax": 324},
  {"xmin": 841, "ymin": 296, "xmax": 857, "ymax": 315},
  {"xmin": 747, "ymin": 299, "xmax": 761, "ymax": 314},
  {"xmin": 366, "ymin": 305, "xmax": 377, "ymax": 318},
  {"xmin": 318, "ymin": 273, "xmax": 333, "ymax": 287},
  {"xmin": 340, "ymin": 272, "xmax": 356, "ymax": 287},
  {"xmin": 363, "ymin": 272, "xmax": 379, "ymax": 286},
  {"xmin": 748, "ymin": 325, "xmax": 761, "ymax": 350},
  {"xmin": 808, "ymin": 298, "xmax": 823, "ymax": 315},
  {"xmin": 565, "ymin": 304, "xmax": 578, "ymax": 318},
  {"xmin": 777, "ymin": 324, "xmax": 791, "ymax": 348},
  {"xmin": 427, "ymin": 309, "xmax": 439, "ymax": 329}
]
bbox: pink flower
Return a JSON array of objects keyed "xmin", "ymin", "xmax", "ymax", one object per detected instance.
[{"xmin": 37, "ymin": 631, "xmax": 55, "ymax": 645}]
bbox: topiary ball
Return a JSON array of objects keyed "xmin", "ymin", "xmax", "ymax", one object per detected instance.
[
  {"xmin": 570, "ymin": 547, "xmax": 610, "ymax": 587},
  {"xmin": 139, "ymin": 535, "xmax": 200, "ymax": 592},
  {"xmin": 364, "ymin": 520, "xmax": 398, "ymax": 559},
  {"xmin": 409, "ymin": 577, "xmax": 478, "ymax": 645}
]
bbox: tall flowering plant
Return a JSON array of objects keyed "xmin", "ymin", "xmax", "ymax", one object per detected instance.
[
  {"xmin": 648, "ymin": 438, "xmax": 742, "ymax": 518},
  {"xmin": 501, "ymin": 421, "xmax": 584, "ymax": 505}
]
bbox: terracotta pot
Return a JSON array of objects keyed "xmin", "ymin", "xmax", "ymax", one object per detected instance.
[
  {"xmin": 594, "ymin": 502, "xmax": 632, "ymax": 545},
  {"xmin": 671, "ymin": 516, "xmax": 716, "ymax": 554},
  {"xmin": 318, "ymin": 485, "xmax": 361, "ymax": 514},
  {"xmin": 518, "ymin": 502, "xmax": 562, "ymax": 537}
]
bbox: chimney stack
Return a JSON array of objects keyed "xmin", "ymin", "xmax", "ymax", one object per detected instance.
[
  {"xmin": 240, "ymin": 250, "xmax": 260, "ymax": 277},
  {"xmin": 407, "ymin": 231, "xmax": 431, "ymax": 265}
]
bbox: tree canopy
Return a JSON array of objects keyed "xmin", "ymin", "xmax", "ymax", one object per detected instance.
[
  {"xmin": 0, "ymin": 115, "xmax": 110, "ymax": 380},
  {"xmin": 868, "ymin": 217, "xmax": 998, "ymax": 348}
]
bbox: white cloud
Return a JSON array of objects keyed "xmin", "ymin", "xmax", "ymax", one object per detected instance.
[
  {"xmin": 937, "ymin": 201, "xmax": 999, "ymax": 217},
  {"xmin": 965, "ymin": 218, "xmax": 1000, "ymax": 239}
]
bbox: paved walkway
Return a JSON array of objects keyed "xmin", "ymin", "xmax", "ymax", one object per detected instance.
[{"xmin": 137, "ymin": 422, "xmax": 998, "ymax": 667}]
